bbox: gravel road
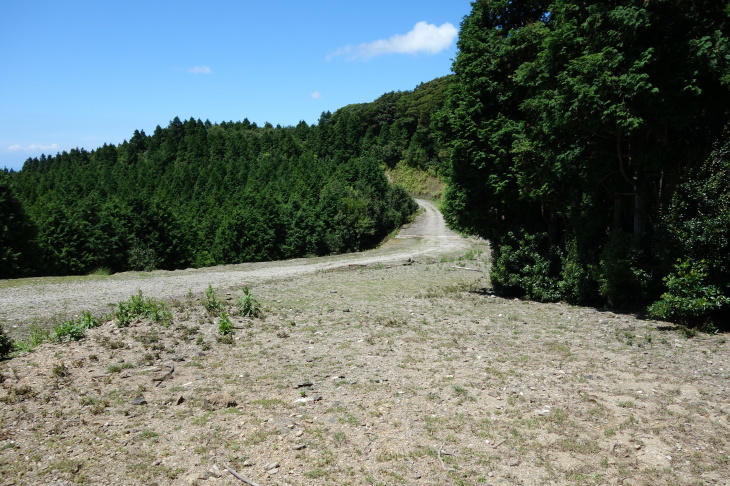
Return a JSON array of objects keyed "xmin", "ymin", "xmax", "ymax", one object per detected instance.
[{"xmin": 0, "ymin": 199, "xmax": 473, "ymax": 329}]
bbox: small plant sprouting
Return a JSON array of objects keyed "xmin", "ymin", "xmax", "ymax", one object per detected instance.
[
  {"xmin": 204, "ymin": 285, "xmax": 225, "ymax": 316},
  {"xmin": 334, "ymin": 430, "xmax": 347, "ymax": 445},
  {"xmin": 218, "ymin": 312, "xmax": 234, "ymax": 335},
  {"xmin": 14, "ymin": 325, "xmax": 51, "ymax": 353},
  {"xmin": 237, "ymin": 287, "xmax": 262, "ymax": 318},
  {"xmin": 79, "ymin": 396, "xmax": 110, "ymax": 415}
]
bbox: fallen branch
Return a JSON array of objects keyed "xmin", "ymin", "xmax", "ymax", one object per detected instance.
[
  {"xmin": 437, "ymin": 443, "xmax": 455, "ymax": 471},
  {"xmin": 153, "ymin": 364, "xmax": 174, "ymax": 387},
  {"xmin": 450, "ymin": 265, "xmax": 483, "ymax": 272},
  {"xmin": 223, "ymin": 464, "xmax": 263, "ymax": 486}
]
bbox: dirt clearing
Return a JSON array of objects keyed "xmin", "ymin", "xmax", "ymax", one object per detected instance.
[
  {"xmin": 1, "ymin": 246, "xmax": 729, "ymax": 485},
  {"xmin": 1, "ymin": 200, "xmax": 729, "ymax": 485}
]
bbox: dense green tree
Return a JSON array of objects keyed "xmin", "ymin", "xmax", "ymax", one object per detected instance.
[
  {"xmin": 0, "ymin": 171, "xmax": 39, "ymax": 278},
  {"xmin": 439, "ymin": 0, "xmax": 730, "ymax": 314},
  {"xmin": 653, "ymin": 125, "xmax": 730, "ymax": 325}
]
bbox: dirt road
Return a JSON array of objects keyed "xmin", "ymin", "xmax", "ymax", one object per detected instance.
[{"xmin": 0, "ymin": 199, "xmax": 473, "ymax": 330}]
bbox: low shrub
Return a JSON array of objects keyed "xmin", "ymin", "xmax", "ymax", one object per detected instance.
[
  {"xmin": 491, "ymin": 231, "xmax": 561, "ymax": 302},
  {"xmin": 127, "ymin": 241, "xmax": 160, "ymax": 272},
  {"xmin": 648, "ymin": 259, "xmax": 729, "ymax": 329},
  {"xmin": 0, "ymin": 324, "xmax": 14, "ymax": 359},
  {"xmin": 598, "ymin": 234, "xmax": 652, "ymax": 308}
]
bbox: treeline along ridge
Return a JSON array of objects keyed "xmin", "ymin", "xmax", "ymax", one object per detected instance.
[{"xmin": 1, "ymin": 78, "xmax": 450, "ymax": 277}]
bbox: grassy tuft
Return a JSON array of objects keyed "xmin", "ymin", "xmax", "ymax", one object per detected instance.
[
  {"xmin": 53, "ymin": 311, "xmax": 101, "ymax": 342},
  {"xmin": 88, "ymin": 267, "xmax": 113, "ymax": 276}
]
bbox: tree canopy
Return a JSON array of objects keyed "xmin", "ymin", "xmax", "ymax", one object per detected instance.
[{"xmin": 438, "ymin": 0, "xmax": 730, "ymax": 323}]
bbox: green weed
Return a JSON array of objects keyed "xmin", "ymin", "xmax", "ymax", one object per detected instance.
[
  {"xmin": 115, "ymin": 291, "xmax": 172, "ymax": 327},
  {"xmin": 107, "ymin": 363, "xmax": 134, "ymax": 373},
  {"xmin": 79, "ymin": 396, "xmax": 110, "ymax": 414},
  {"xmin": 218, "ymin": 312, "xmax": 234, "ymax": 335},
  {"xmin": 237, "ymin": 287, "xmax": 261, "ymax": 318},
  {"xmin": 204, "ymin": 285, "xmax": 225, "ymax": 316},
  {"xmin": 53, "ymin": 320, "xmax": 85, "ymax": 342},
  {"xmin": 14, "ymin": 324, "xmax": 51, "ymax": 353},
  {"xmin": 53, "ymin": 311, "xmax": 100, "ymax": 342},
  {"xmin": 0, "ymin": 384, "xmax": 37, "ymax": 404}
]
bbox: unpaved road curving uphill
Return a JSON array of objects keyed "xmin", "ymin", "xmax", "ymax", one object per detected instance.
[{"xmin": 0, "ymin": 199, "xmax": 473, "ymax": 330}]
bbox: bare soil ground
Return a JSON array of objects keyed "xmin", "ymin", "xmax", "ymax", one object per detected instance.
[{"xmin": 1, "ymin": 203, "xmax": 729, "ymax": 486}]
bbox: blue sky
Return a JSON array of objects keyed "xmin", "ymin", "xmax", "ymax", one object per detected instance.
[{"xmin": 0, "ymin": 1, "xmax": 472, "ymax": 171}]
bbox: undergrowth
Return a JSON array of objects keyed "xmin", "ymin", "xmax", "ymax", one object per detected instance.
[
  {"xmin": 115, "ymin": 291, "xmax": 172, "ymax": 327},
  {"xmin": 53, "ymin": 311, "xmax": 101, "ymax": 342},
  {"xmin": 0, "ymin": 325, "xmax": 13, "ymax": 359}
]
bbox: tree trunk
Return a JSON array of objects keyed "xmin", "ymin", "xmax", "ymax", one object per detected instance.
[
  {"xmin": 633, "ymin": 188, "xmax": 644, "ymax": 235},
  {"xmin": 613, "ymin": 194, "xmax": 623, "ymax": 233}
]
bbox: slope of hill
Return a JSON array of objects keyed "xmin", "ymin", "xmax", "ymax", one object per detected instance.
[{"xmin": 2, "ymin": 77, "xmax": 451, "ymax": 279}]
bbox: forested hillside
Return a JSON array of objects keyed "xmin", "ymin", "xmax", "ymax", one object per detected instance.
[
  {"xmin": 4, "ymin": 0, "xmax": 727, "ymax": 328},
  {"xmin": 0, "ymin": 78, "xmax": 450, "ymax": 278},
  {"xmin": 437, "ymin": 0, "xmax": 730, "ymax": 327}
]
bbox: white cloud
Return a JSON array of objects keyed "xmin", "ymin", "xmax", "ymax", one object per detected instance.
[
  {"xmin": 328, "ymin": 21, "xmax": 458, "ymax": 61},
  {"xmin": 310, "ymin": 91, "xmax": 323, "ymax": 99},
  {"xmin": 175, "ymin": 66, "xmax": 212, "ymax": 74},
  {"xmin": 7, "ymin": 143, "xmax": 59, "ymax": 152}
]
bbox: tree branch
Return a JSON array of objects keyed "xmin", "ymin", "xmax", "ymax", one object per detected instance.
[{"xmin": 223, "ymin": 464, "xmax": 264, "ymax": 486}]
